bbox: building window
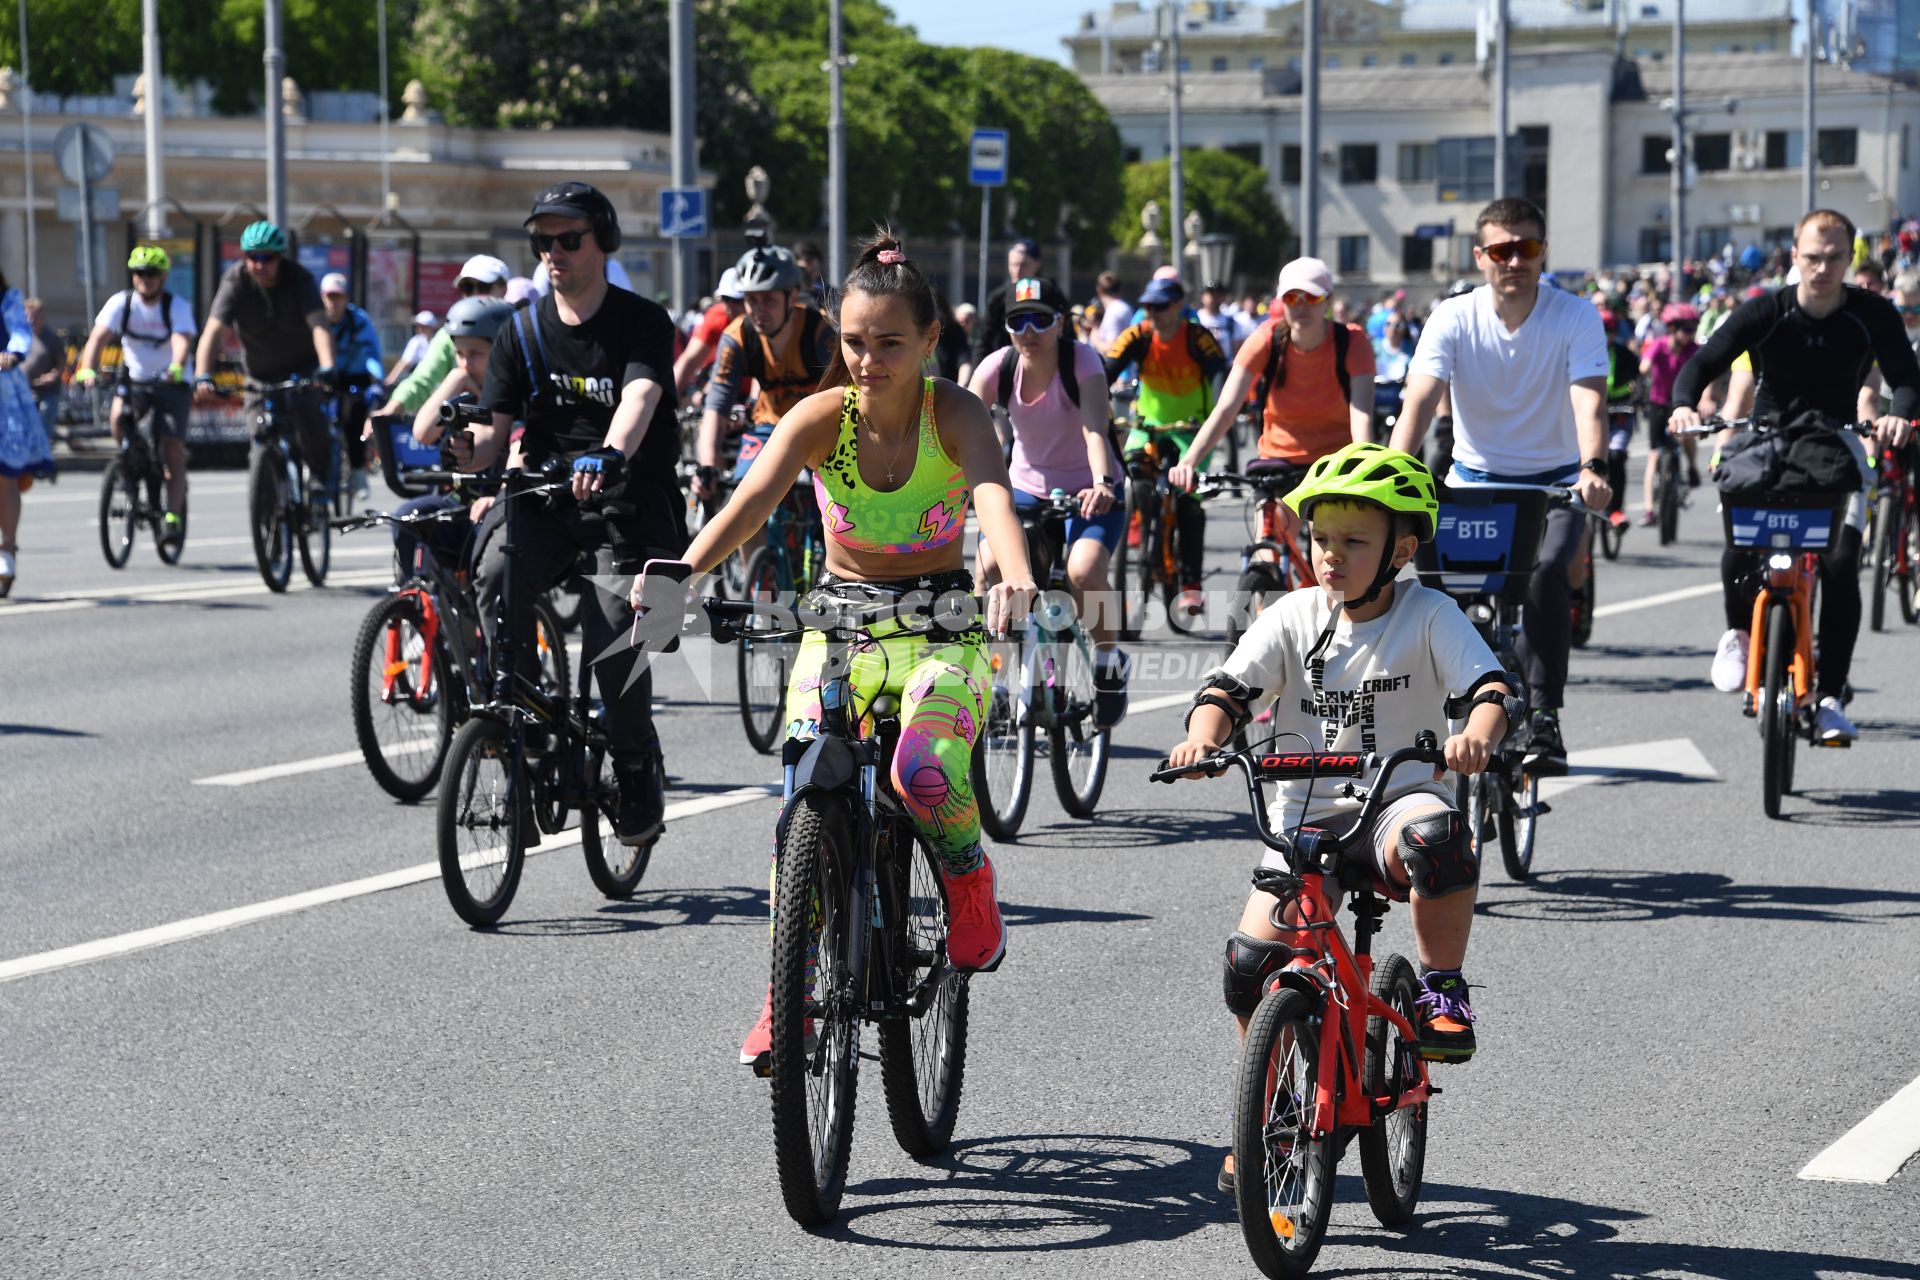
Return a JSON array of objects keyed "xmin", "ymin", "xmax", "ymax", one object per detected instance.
[
  {"xmin": 1340, "ymin": 144, "xmax": 1379, "ymax": 184},
  {"xmin": 1249, "ymin": 56, "xmax": 1265, "ymax": 72},
  {"xmin": 1338, "ymin": 235, "xmax": 1371, "ymax": 276},
  {"xmin": 1693, "ymin": 133, "xmax": 1732, "ymax": 172},
  {"xmin": 1819, "ymin": 128, "xmax": 1858, "ymax": 166},
  {"xmin": 1281, "ymin": 144, "xmax": 1302, "ymax": 185},
  {"xmin": 1400, "ymin": 52, "xmax": 1417, "ymax": 66},
  {"xmin": 1224, "ymin": 142, "xmax": 1263, "ymax": 169},
  {"xmin": 1763, "ymin": 224, "xmax": 1795, "ymax": 248},
  {"xmin": 1639, "ymin": 227, "xmax": 1672, "ymax": 262},
  {"xmin": 1178, "ymin": 56, "xmax": 1191, "ymax": 72},
  {"xmin": 1398, "ymin": 143, "xmax": 1437, "ymax": 183},
  {"xmin": 1436, "ymin": 134, "xmax": 1518, "ymax": 203},
  {"xmin": 1642, "ymin": 135, "xmax": 1672, "ymax": 175},
  {"xmin": 1211, "ymin": 56, "xmax": 1229, "ymax": 72},
  {"xmin": 1402, "ymin": 235, "xmax": 1434, "ymax": 274},
  {"xmin": 1124, "ymin": 146, "xmax": 1143, "ymax": 165},
  {"xmin": 1327, "ymin": 54, "xmax": 1342, "ymax": 68},
  {"xmin": 1362, "ymin": 53, "xmax": 1379, "ymax": 67},
  {"xmin": 1693, "ymin": 225, "xmax": 1730, "ymax": 259},
  {"xmin": 1765, "ymin": 130, "xmax": 1802, "ymax": 170},
  {"xmin": 1438, "ymin": 51, "xmax": 1455, "ymax": 65}
]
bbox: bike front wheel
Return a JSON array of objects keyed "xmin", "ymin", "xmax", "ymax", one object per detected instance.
[
  {"xmin": 1498, "ymin": 767, "xmax": 1540, "ymax": 881},
  {"xmin": 971, "ymin": 647, "xmax": 1035, "ymax": 840},
  {"xmin": 879, "ymin": 827, "xmax": 971, "ymax": 1157},
  {"xmin": 1358, "ymin": 953, "xmax": 1427, "ymax": 1226},
  {"xmin": 1047, "ymin": 627, "xmax": 1110, "ymax": 818},
  {"xmin": 1871, "ymin": 490, "xmax": 1896, "ymax": 633},
  {"xmin": 1234, "ymin": 986, "xmax": 1338, "ymax": 1278},
  {"xmin": 737, "ymin": 547, "xmax": 789, "ymax": 755},
  {"xmin": 1902, "ymin": 508, "xmax": 1920, "ymax": 626},
  {"xmin": 154, "ymin": 494, "xmax": 186, "ymax": 565},
  {"xmin": 769, "ymin": 793, "xmax": 862, "ymax": 1227},
  {"xmin": 98, "ymin": 460, "xmax": 138, "ymax": 569},
  {"xmin": 350, "ymin": 592, "xmax": 454, "ymax": 801},
  {"xmin": 248, "ymin": 448, "xmax": 293, "ymax": 592},
  {"xmin": 297, "ymin": 471, "xmax": 331, "ymax": 586},
  {"xmin": 435, "ymin": 716, "xmax": 528, "ymax": 926}
]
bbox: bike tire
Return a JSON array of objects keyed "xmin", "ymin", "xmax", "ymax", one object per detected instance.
[
  {"xmin": 1760, "ymin": 601, "xmax": 1790, "ymax": 820},
  {"xmin": 879, "ymin": 828, "xmax": 971, "ymax": 1157},
  {"xmin": 1046, "ymin": 626, "xmax": 1110, "ymax": 817},
  {"xmin": 972, "ymin": 657, "xmax": 1035, "ymax": 841},
  {"xmin": 532, "ymin": 598, "xmax": 571, "ymax": 704},
  {"xmin": 1902, "ymin": 509, "xmax": 1920, "ymax": 626},
  {"xmin": 350, "ymin": 593, "xmax": 453, "ymax": 802},
  {"xmin": 1498, "ymin": 767, "xmax": 1539, "ymax": 881},
  {"xmin": 737, "ymin": 547, "xmax": 789, "ymax": 755},
  {"xmin": 1599, "ymin": 517, "xmax": 1623, "ymax": 561},
  {"xmin": 435, "ymin": 716, "xmax": 528, "ymax": 926},
  {"xmin": 1570, "ymin": 548, "xmax": 1595, "ymax": 649},
  {"xmin": 769, "ymin": 793, "xmax": 861, "ymax": 1227},
  {"xmin": 248, "ymin": 448, "xmax": 293, "ymax": 593},
  {"xmin": 297, "ymin": 480, "xmax": 331, "ymax": 586},
  {"xmin": 154, "ymin": 494, "xmax": 186, "ymax": 565},
  {"xmin": 1234, "ymin": 986, "xmax": 1338, "ymax": 1279},
  {"xmin": 98, "ymin": 460, "xmax": 137, "ymax": 569},
  {"xmin": 581, "ymin": 741, "xmax": 651, "ymax": 898},
  {"xmin": 1358, "ymin": 953, "xmax": 1427, "ymax": 1227},
  {"xmin": 1463, "ymin": 771, "xmax": 1498, "ymax": 870},
  {"xmin": 1657, "ymin": 450, "xmax": 1682, "ymax": 546},
  {"xmin": 1871, "ymin": 491, "xmax": 1895, "ymax": 633},
  {"xmin": 1118, "ymin": 485, "xmax": 1151, "ymax": 642}
]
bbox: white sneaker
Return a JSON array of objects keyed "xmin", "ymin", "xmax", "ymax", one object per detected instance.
[
  {"xmin": 1814, "ymin": 697, "xmax": 1859, "ymax": 744},
  {"xmin": 1710, "ymin": 628, "xmax": 1750, "ymax": 692},
  {"xmin": 350, "ymin": 469, "xmax": 372, "ymax": 501},
  {"xmin": 0, "ymin": 547, "xmax": 14, "ymax": 598}
]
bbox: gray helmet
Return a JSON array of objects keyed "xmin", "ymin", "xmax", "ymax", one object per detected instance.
[
  {"xmin": 734, "ymin": 245, "xmax": 804, "ymax": 293},
  {"xmin": 445, "ymin": 296, "xmax": 515, "ymax": 342}
]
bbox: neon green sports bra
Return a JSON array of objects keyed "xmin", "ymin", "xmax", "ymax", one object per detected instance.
[{"xmin": 811, "ymin": 379, "xmax": 968, "ymax": 556}]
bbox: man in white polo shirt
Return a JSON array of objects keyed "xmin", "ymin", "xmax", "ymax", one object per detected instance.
[{"xmin": 1390, "ymin": 197, "xmax": 1612, "ymax": 772}]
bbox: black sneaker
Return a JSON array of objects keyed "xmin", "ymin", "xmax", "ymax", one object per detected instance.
[
  {"xmin": 1522, "ymin": 710, "xmax": 1568, "ymax": 777},
  {"xmin": 1093, "ymin": 652, "xmax": 1130, "ymax": 729},
  {"xmin": 1416, "ymin": 971, "xmax": 1477, "ymax": 1063},
  {"xmin": 614, "ymin": 754, "xmax": 665, "ymax": 847}
]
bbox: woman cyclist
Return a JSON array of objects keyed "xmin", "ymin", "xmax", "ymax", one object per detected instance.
[
  {"xmin": 638, "ymin": 232, "xmax": 1037, "ymax": 1070},
  {"xmin": 968, "ymin": 276, "xmax": 1129, "ymax": 726},
  {"xmin": 1637, "ymin": 302, "xmax": 1700, "ymax": 524}
]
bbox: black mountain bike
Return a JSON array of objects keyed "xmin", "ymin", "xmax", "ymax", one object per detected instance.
[
  {"xmin": 235, "ymin": 378, "xmax": 334, "ymax": 591},
  {"xmin": 98, "ymin": 379, "xmax": 186, "ymax": 568},
  {"xmin": 692, "ymin": 584, "xmax": 972, "ymax": 1228},
  {"xmin": 434, "ymin": 462, "xmax": 644, "ymax": 925}
]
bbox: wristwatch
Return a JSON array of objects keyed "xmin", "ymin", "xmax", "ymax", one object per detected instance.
[
  {"xmin": 1580, "ymin": 457, "xmax": 1607, "ymax": 475},
  {"xmin": 1096, "ymin": 475, "xmax": 1116, "ymax": 488}
]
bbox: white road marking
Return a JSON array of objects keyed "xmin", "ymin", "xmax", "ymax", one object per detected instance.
[
  {"xmin": 1, "ymin": 569, "xmax": 391, "ymax": 617},
  {"xmin": 195, "ymin": 738, "xmax": 439, "ymax": 787},
  {"xmin": 1592, "ymin": 580, "xmax": 1721, "ymax": 618},
  {"xmin": 0, "ymin": 785, "xmax": 781, "ymax": 984},
  {"xmin": 1538, "ymin": 736, "xmax": 1718, "ymax": 801},
  {"xmin": 1799, "ymin": 1075, "xmax": 1920, "ymax": 1184}
]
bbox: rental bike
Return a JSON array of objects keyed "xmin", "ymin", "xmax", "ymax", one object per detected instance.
[
  {"xmin": 1867, "ymin": 441, "xmax": 1918, "ymax": 630},
  {"xmin": 737, "ymin": 475, "xmax": 827, "ymax": 754},
  {"xmin": 972, "ymin": 489, "xmax": 1113, "ymax": 839},
  {"xmin": 433, "ymin": 460, "xmax": 644, "ymax": 925},
  {"xmin": 97, "ymin": 377, "xmax": 187, "ymax": 568},
  {"xmin": 1152, "ymin": 735, "xmax": 1445, "ymax": 1278},
  {"xmin": 691, "ymin": 584, "xmax": 974, "ymax": 1227}
]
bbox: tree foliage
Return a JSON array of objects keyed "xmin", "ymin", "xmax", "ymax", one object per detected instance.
[{"xmin": 1113, "ymin": 150, "xmax": 1291, "ymax": 284}]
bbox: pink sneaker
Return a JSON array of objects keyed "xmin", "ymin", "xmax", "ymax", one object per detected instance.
[
  {"xmin": 942, "ymin": 856, "xmax": 1007, "ymax": 971},
  {"xmin": 739, "ymin": 984, "xmax": 815, "ymax": 1074}
]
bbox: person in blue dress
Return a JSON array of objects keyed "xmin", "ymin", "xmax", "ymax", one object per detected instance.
[{"xmin": 0, "ymin": 271, "xmax": 57, "ymax": 597}]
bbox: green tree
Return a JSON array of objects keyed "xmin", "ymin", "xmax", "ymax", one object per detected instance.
[{"xmin": 1112, "ymin": 149, "xmax": 1290, "ymax": 284}]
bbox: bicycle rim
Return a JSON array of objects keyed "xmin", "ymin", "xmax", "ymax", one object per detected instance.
[
  {"xmin": 1234, "ymin": 988, "xmax": 1337, "ymax": 1278},
  {"xmin": 1499, "ymin": 769, "xmax": 1538, "ymax": 880},
  {"xmin": 972, "ymin": 651, "xmax": 1034, "ymax": 840},
  {"xmin": 880, "ymin": 831, "xmax": 970, "ymax": 1157},
  {"xmin": 249, "ymin": 449, "xmax": 293, "ymax": 592},
  {"xmin": 298, "ymin": 486, "xmax": 331, "ymax": 585},
  {"xmin": 350, "ymin": 594, "xmax": 451, "ymax": 801},
  {"xmin": 1047, "ymin": 628, "xmax": 1109, "ymax": 817},
  {"xmin": 581, "ymin": 742, "xmax": 650, "ymax": 897},
  {"xmin": 1358, "ymin": 954, "xmax": 1427, "ymax": 1226},
  {"xmin": 435, "ymin": 717, "xmax": 526, "ymax": 926},
  {"xmin": 1760, "ymin": 602, "xmax": 1789, "ymax": 820},
  {"xmin": 738, "ymin": 548, "xmax": 788, "ymax": 754},
  {"xmin": 98, "ymin": 461, "xmax": 137, "ymax": 569},
  {"xmin": 770, "ymin": 795, "xmax": 860, "ymax": 1226}
]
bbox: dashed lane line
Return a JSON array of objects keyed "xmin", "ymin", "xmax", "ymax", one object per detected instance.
[{"xmin": 1799, "ymin": 1075, "xmax": 1920, "ymax": 1184}]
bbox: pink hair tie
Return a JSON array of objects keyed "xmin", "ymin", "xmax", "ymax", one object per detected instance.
[{"xmin": 876, "ymin": 248, "xmax": 906, "ymax": 265}]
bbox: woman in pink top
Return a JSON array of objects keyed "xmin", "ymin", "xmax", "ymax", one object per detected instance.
[
  {"xmin": 1638, "ymin": 303, "xmax": 1701, "ymax": 524},
  {"xmin": 967, "ymin": 277, "xmax": 1130, "ymax": 727}
]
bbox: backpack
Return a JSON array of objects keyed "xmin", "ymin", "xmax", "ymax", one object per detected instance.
[
  {"xmin": 737, "ymin": 307, "xmax": 831, "ymax": 395},
  {"xmin": 514, "ymin": 304, "xmax": 555, "ymax": 408},
  {"xmin": 115, "ymin": 289, "xmax": 178, "ymax": 348},
  {"xmin": 1254, "ymin": 320, "xmax": 1350, "ymax": 409},
  {"xmin": 994, "ymin": 336, "xmax": 1084, "ymax": 411}
]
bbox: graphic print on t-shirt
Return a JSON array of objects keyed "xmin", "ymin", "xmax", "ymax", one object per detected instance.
[{"xmin": 1304, "ymin": 654, "xmax": 1413, "ymax": 756}]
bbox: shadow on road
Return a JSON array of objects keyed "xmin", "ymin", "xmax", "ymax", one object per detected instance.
[
  {"xmin": 1778, "ymin": 786, "xmax": 1920, "ymax": 828},
  {"xmin": 1316, "ymin": 1178, "xmax": 1920, "ymax": 1280},
  {"xmin": 826, "ymin": 1132, "xmax": 1226, "ymax": 1250},
  {"xmin": 486, "ymin": 885, "xmax": 766, "ymax": 936},
  {"xmin": 0, "ymin": 722, "xmax": 95, "ymax": 737},
  {"xmin": 1009, "ymin": 806, "xmax": 1257, "ymax": 851},
  {"xmin": 1478, "ymin": 868, "xmax": 1920, "ymax": 924}
]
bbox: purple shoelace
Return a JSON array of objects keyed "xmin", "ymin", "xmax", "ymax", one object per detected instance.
[{"xmin": 1417, "ymin": 978, "xmax": 1474, "ymax": 1023}]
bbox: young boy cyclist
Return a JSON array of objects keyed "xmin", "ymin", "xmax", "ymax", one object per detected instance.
[{"xmin": 1160, "ymin": 443, "xmax": 1519, "ymax": 1191}]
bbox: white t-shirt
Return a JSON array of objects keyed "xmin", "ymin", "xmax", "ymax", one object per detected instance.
[
  {"xmin": 1206, "ymin": 581, "xmax": 1501, "ymax": 829},
  {"xmin": 1094, "ymin": 297, "xmax": 1133, "ymax": 349},
  {"xmin": 1409, "ymin": 284, "xmax": 1609, "ymax": 478},
  {"xmin": 397, "ymin": 332, "xmax": 432, "ymax": 371},
  {"xmin": 531, "ymin": 258, "xmax": 634, "ymax": 295},
  {"xmin": 95, "ymin": 289, "xmax": 197, "ymax": 382}
]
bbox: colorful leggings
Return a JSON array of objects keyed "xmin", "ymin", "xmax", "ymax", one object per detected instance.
[{"xmin": 782, "ymin": 621, "xmax": 991, "ymax": 875}]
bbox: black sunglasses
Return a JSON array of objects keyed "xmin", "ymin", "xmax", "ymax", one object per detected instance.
[
  {"xmin": 246, "ymin": 253, "xmax": 279, "ymax": 266},
  {"xmin": 529, "ymin": 229, "xmax": 589, "ymax": 255},
  {"xmin": 132, "ymin": 267, "xmax": 165, "ymax": 279}
]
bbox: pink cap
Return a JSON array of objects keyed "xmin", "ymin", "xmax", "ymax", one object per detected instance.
[
  {"xmin": 1151, "ymin": 264, "xmax": 1182, "ymax": 282},
  {"xmin": 1276, "ymin": 257, "xmax": 1333, "ymax": 299}
]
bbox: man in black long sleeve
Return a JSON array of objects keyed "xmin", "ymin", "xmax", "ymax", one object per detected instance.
[
  {"xmin": 972, "ymin": 238, "xmax": 1043, "ymax": 367},
  {"xmin": 1669, "ymin": 207, "xmax": 1919, "ymax": 744}
]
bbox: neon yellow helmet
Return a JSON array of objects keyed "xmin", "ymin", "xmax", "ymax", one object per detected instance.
[
  {"xmin": 128, "ymin": 244, "xmax": 171, "ymax": 274},
  {"xmin": 1284, "ymin": 442, "xmax": 1439, "ymax": 542}
]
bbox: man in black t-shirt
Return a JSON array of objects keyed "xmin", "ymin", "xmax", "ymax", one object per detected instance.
[{"xmin": 456, "ymin": 181, "xmax": 684, "ymax": 848}]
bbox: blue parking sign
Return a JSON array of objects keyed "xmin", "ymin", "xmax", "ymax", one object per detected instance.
[
  {"xmin": 660, "ymin": 188, "xmax": 707, "ymax": 238},
  {"xmin": 969, "ymin": 129, "xmax": 1009, "ymax": 188}
]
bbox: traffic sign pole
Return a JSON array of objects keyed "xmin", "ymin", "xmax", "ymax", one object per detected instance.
[
  {"xmin": 78, "ymin": 148, "xmax": 97, "ymax": 319},
  {"xmin": 977, "ymin": 189, "xmax": 990, "ymax": 323},
  {"xmin": 668, "ymin": 0, "xmax": 695, "ymax": 316}
]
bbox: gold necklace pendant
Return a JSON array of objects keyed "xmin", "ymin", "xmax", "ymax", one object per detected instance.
[{"xmin": 858, "ymin": 396, "xmax": 915, "ymax": 486}]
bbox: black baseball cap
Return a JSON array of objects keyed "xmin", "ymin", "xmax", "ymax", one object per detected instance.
[
  {"xmin": 525, "ymin": 181, "xmax": 616, "ymax": 227},
  {"xmin": 1005, "ymin": 277, "xmax": 1072, "ymax": 318}
]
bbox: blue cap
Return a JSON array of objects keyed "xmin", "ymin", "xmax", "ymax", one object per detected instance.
[
  {"xmin": 1010, "ymin": 237, "xmax": 1041, "ymax": 257},
  {"xmin": 1140, "ymin": 277, "xmax": 1185, "ymax": 307}
]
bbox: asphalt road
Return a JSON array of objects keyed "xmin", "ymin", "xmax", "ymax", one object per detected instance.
[{"xmin": 4, "ymin": 465, "xmax": 1919, "ymax": 1279}]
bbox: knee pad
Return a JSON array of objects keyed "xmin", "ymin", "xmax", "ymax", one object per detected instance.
[
  {"xmin": 1223, "ymin": 931, "xmax": 1298, "ymax": 1016},
  {"xmin": 1397, "ymin": 810, "xmax": 1478, "ymax": 899}
]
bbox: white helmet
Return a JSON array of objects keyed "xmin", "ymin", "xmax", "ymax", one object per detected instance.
[{"xmin": 716, "ymin": 267, "xmax": 746, "ymax": 301}]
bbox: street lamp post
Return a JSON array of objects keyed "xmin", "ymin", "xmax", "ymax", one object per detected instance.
[
  {"xmin": 16, "ymin": 0, "xmax": 36, "ymax": 297},
  {"xmin": 1166, "ymin": 1, "xmax": 1186, "ymax": 271}
]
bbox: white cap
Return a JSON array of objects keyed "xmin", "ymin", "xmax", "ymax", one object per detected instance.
[
  {"xmin": 413, "ymin": 309, "xmax": 437, "ymax": 326},
  {"xmin": 320, "ymin": 272, "xmax": 350, "ymax": 296},
  {"xmin": 1275, "ymin": 257, "xmax": 1334, "ymax": 300},
  {"xmin": 505, "ymin": 277, "xmax": 538, "ymax": 307},
  {"xmin": 716, "ymin": 267, "xmax": 745, "ymax": 301},
  {"xmin": 457, "ymin": 254, "xmax": 511, "ymax": 286}
]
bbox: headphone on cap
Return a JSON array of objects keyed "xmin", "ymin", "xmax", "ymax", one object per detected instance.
[{"xmin": 529, "ymin": 182, "xmax": 622, "ymax": 255}]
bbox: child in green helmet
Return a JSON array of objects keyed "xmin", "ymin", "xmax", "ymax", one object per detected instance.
[{"xmin": 1161, "ymin": 442, "xmax": 1517, "ymax": 1194}]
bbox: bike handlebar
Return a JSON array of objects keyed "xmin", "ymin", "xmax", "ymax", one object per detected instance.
[{"xmin": 1674, "ymin": 415, "xmax": 1888, "ymax": 437}]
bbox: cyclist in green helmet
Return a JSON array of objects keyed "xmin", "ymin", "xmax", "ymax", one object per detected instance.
[
  {"xmin": 194, "ymin": 221, "xmax": 338, "ymax": 486},
  {"xmin": 1164, "ymin": 444, "xmax": 1517, "ymax": 1177},
  {"xmin": 74, "ymin": 245, "xmax": 200, "ymax": 535}
]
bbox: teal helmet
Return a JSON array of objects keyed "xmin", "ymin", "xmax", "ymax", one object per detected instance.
[{"xmin": 239, "ymin": 221, "xmax": 288, "ymax": 254}]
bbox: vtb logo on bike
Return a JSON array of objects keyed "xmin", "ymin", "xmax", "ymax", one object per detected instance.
[{"xmin": 1438, "ymin": 514, "xmax": 1505, "ymax": 540}]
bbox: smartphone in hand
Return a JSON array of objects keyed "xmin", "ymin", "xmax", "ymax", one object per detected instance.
[{"xmin": 632, "ymin": 558, "xmax": 695, "ymax": 653}]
